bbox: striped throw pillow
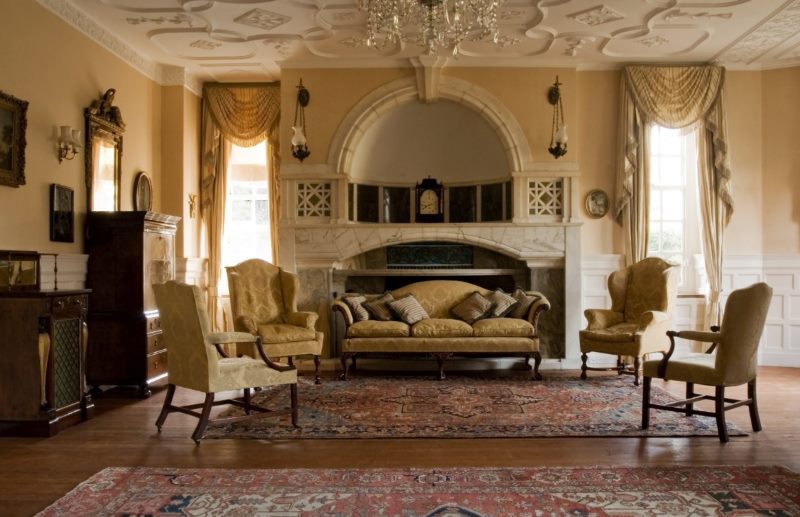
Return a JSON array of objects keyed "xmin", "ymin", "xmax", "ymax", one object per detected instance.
[
  {"xmin": 363, "ymin": 292, "xmax": 396, "ymax": 321},
  {"xmin": 343, "ymin": 295, "xmax": 369, "ymax": 322},
  {"xmin": 486, "ymin": 289, "xmax": 518, "ymax": 318},
  {"xmin": 451, "ymin": 291, "xmax": 493, "ymax": 324},
  {"xmin": 509, "ymin": 288, "xmax": 540, "ymax": 319},
  {"xmin": 388, "ymin": 295, "xmax": 429, "ymax": 325}
]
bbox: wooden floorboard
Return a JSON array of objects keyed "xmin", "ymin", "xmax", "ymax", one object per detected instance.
[{"xmin": 0, "ymin": 365, "xmax": 798, "ymax": 516}]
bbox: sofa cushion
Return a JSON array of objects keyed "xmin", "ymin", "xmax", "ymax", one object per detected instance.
[
  {"xmin": 508, "ymin": 288, "xmax": 540, "ymax": 319},
  {"xmin": 258, "ymin": 323, "xmax": 317, "ymax": 344},
  {"xmin": 486, "ymin": 289, "xmax": 518, "ymax": 318},
  {"xmin": 347, "ymin": 320, "xmax": 410, "ymax": 338},
  {"xmin": 389, "ymin": 295, "xmax": 430, "ymax": 325},
  {"xmin": 343, "ymin": 295, "xmax": 370, "ymax": 322},
  {"xmin": 472, "ymin": 318, "xmax": 535, "ymax": 337},
  {"xmin": 411, "ymin": 318, "xmax": 473, "ymax": 338},
  {"xmin": 363, "ymin": 292, "xmax": 395, "ymax": 321},
  {"xmin": 451, "ymin": 291, "xmax": 493, "ymax": 324}
]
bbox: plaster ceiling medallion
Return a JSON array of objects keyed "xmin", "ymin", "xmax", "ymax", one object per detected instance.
[
  {"xmin": 234, "ymin": 8, "xmax": 291, "ymax": 31},
  {"xmin": 568, "ymin": 5, "xmax": 624, "ymax": 26}
]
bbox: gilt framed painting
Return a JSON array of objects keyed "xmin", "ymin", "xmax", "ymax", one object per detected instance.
[{"xmin": 0, "ymin": 90, "xmax": 28, "ymax": 188}]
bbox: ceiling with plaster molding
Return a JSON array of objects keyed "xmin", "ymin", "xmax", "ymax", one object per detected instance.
[{"xmin": 41, "ymin": 0, "xmax": 800, "ymax": 86}]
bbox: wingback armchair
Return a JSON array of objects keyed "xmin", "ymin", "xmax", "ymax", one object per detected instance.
[
  {"xmin": 226, "ymin": 259, "xmax": 324, "ymax": 383},
  {"xmin": 579, "ymin": 257, "xmax": 678, "ymax": 385},
  {"xmin": 153, "ymin": 281, "xmax": 298, "ymax": 443}
]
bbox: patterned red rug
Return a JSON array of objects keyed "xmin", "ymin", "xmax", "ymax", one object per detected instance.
[
  {"xmin": 38, "ymin": 465, "xmax": 800, "ymax": 516},
  {"xmin": 204, "ymin": 376, "xmax": 744, "ymax": 440}
]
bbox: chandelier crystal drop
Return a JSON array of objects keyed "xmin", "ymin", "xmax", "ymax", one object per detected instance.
[{"xmin": 358, "ymin": 0, "xmax": 503, "ymax": 56}]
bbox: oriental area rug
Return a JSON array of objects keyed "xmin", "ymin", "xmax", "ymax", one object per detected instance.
[
  {"xmin": 38, "ymin": 465, "xmax": 800, "ymax": 516},
  {"xmin": 203, "ymin": 376, "xmax": 744, "ymax": 440}
]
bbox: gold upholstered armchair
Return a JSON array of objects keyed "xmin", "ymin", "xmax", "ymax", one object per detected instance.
[
  {"xmin": 642, "ymin": 282, "xmax": 772, "ymax": 442},
  {"xmin": 226, "ymin": 259, "xmax": 324, "ymax": 384},
  {"xmin": 153, "ymin": 281, "xmax": 298, "ymax": 443},
  {"xmin": 580, "ymin": 257, "xmax": 678, "ymax": 385}
]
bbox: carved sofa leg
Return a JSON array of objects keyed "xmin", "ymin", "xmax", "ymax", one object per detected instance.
[
  {"xmin": 523, "ymin": 354, "xmax": 532, "ymax": 370},
  {"xmin": 431, "ymin": 353, "xmax": 451, "ymax": 381},
  {"xmin": 339, "ymin": 352, "xmax": 354, "ymax": 380},
  {"xmin": 580, "ymin": 353, "xmax": 588, "ymax": 380},
  {"xmin": 532, "ymin": 352, "xmax": 543, "ymax": 380},
  {"xmin": 313, "ymin": 355, "xmax": 321, "ymax": 385}
]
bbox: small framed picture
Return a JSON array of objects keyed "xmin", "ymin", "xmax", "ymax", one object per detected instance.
[
  {"xmin": 50, "ymin": 184, "xmax": 74, "ymax": 243},
  {"xmin": 585, "ymin": 189, "xmax": 609, "ymax": 218},
  {"xmin": 0, "ymin": 90, "xmax": 29, "ymax": 188}
]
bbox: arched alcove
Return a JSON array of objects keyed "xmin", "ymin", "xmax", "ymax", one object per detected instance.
[{"xmin": 349, "ymin": 99, "xmax": 509, "ymax": 183}]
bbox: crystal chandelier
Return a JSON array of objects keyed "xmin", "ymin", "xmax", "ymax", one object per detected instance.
[{"xmin": 358, "ymin": 0, "xmax": 503, "ymax": 56}]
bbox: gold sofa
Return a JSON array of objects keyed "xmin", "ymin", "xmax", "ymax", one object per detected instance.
[{"xmin": 332, "ymin": 280, "xmax": 550, "ymax": 380}]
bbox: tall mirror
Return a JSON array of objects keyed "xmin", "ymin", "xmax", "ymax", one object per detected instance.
[{"xmin": 85, "ymin": 89, "xmax": 124, "ymax": 212}]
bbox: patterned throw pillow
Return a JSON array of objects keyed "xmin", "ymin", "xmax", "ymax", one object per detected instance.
[
  {"xmin": 343, "ymin": 295, "xmax": 369, "ymax": 322},
  {"xmin": 451, "ymin": 291, "xmax": 493, "ymax": 324},
  {"xmin": 509, "ymin": 288, "xmax": 540, "ymax": 319},
  {"xmin": 388, "ymin": 295, "xmax": 430, "ymax": 325},
  {"xmin": 363, "ymin": 292, "xmax": 396, "ymax": 321},
  {"xmin": 486, "ymin": 289, "xmax": 518, "ymax": 318}
]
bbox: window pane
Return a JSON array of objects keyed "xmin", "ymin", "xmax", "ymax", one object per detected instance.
[
  {"xmin": 661, "ymin": 222, "xmax": 683, "ymax": 252},
  {"xmin": 648, "ymin": 224, "xmax": 661, "ymax": 252},
  {"xmin": 661, "ymin": 190, "xmax": 683, "ymax": 220},
  {"xmin": 656, "ymin": 157, "xmax": 682, "ymax": 185},
  {"xmin": 231, "ymin": 200, "xmax": 252, "ymax": 221},
  {"xmin": 649, "ymin": 191, "xmax": 662, "ymax": 221},
  {"xmin": 660, "ymin": 129, "xmax": 682, "ymax": 155},
  {"xmin": 255, "ymin": 200, "xmax": 268, "ymax": 223},
  {"xmin": 231, "ymin": 183, "xmax": 251, "ymax": 195}
]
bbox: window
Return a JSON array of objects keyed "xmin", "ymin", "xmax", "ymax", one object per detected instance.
[
  {"xmin": 647, "ymin": 125, "xmax": 702, "ymax": 293},
  {"xmin": 220, "ymin": 141, "xmax": 271, "ymax": 293}
]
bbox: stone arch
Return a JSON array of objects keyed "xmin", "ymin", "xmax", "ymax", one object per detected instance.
[{"xmin": 327, "ymin": 76, "xmax": 530, "ymax": 176}]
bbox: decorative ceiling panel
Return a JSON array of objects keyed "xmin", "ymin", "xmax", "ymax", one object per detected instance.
[{"xmin": 38, "ymin": 0, "xmax": 800, "ymax": 87}]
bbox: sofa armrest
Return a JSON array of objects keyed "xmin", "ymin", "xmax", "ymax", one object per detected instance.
[
  {"xmin": 526, "ymin": 293, "xmax": 550, "ymax": 333},
  {"xmin": 584, "ymin": 309, "xmax": 624, "ymax": 330},
  {"xmin": 286, "ymin": 311, "xmax": 318, "ymax": 330},
  {"xmin": 332, "ymin": 300, "xmax": 354, "ymax": 327},
  {"xmin": 234, "ymin": 315, "xmax": 257, "ymax": 334}
]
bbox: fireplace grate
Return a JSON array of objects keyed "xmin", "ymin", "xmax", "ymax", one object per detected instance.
[{"xmin": 386, "ymin": 242, "xmax": 473, "ymax": 270}]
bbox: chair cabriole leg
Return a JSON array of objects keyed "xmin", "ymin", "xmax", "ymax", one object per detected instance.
[
  {"xmin": 580, "ymin": 353, "xmax": 588, "ymax": 380},
  {"xmin": 243, "ymin": 388, "xmax": 251, "ymax": 415},
  {"xmin": 192, "ymin": 393, "xmax": 215, "ymax": 444},
  {"xmin": 685, "ymin": 382, "xmax": 695, "ymax": 416},
  {"xmin": 641, "ymin": 376, "xmax": 651, "ymax": 429},
  {"xmin": 748, "ymin": 378, "xmax": 762, "ymax": 432},
  {"xmin": 633, "ymin": 357, "xmax": 640, "ymax": 386},
  {"xmin": 313, "ymin": 355, "xmax": 321, "ymax": 384},
  {"xmin": 339, "ymin": 353, "xmax": 351, "ymax": 380},
  {"xmin": 715, "ymin": 385, "xmax": 729, "ymax": 443},
  {"xmin": 533, "ymin": 352, "xmax": 543, "ymax": 380},
  {"xmin": 155, "ymin": 383, "xmax": 176, "ymax": 431}
]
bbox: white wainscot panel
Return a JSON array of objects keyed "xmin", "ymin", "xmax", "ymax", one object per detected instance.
[
  {"xmin": 791, "ymin": 325, "xmax": 800, "ymax": 351},
  {"xmin": 768, "ymin": 294, "xmax": 785, "ymax": 320},
  {"xmin": 791, "ymin": 295, "xmax": 800, "ymax": 320},
  {"xmin": 735, "ymin": 273, "xmax": 761, "ymax": 288},
  {"xmin": 764, "ymin": 325, "xmax": 784, "ymax": 352},
  {"xmin": 766, "ymin": 273, "xmax": 795, "ymax": 290}
]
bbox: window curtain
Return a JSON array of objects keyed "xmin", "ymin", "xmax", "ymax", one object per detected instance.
[
  {"xmin": 614, "ymin": 65, "xmax": 734, "ymax": 327},
  {"xmin": 200, "ymin": 83, "xmax": 281, "ymax": 330}
]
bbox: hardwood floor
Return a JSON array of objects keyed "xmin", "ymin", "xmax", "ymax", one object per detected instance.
[{"xmin": 1, "ymin": 365, "xmax": 798, "ymax": 516}]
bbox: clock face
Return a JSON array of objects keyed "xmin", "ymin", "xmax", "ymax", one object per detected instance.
[{"xmin": 419, "ymin": 189, "xmax": 439, "ymax": 214}]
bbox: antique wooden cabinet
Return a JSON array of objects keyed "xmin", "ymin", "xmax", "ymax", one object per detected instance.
[
  {"xmin": 0, "ymin": 289, "xmax": 94, "ymax": 436},
  {"xmin": 85, "ymin": 211, "xmax": 180, "ymax": 397}
]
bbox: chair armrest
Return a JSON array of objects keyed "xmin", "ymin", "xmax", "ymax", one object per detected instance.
[
  {"xmin": 655, "ymin": 328, "xmax": 720, "ymax": 377},
  {"xmin": 234, "ymin": 315, "xmax": 257, "ymax": 334},
  {"xmin": 254, "ymin": 337, "xmax": 296, "ymax": 372},
  {"xmin": 639, "ymin": 310, "xmax": 670, "ymax": 328},
  {"xmin": 206, "ymin": 331, "xmax": 257, "ymax": 358},
  {"xmin": 673, "ymin": 330, "xmax": 720, "ymax": 343},
  {"xmin": 286, "ymin": 311, "xmax": 318, "ymax": 329},
  {"xmin": 332, "ymin": 300, "xmax": 354, "ymax": 327},
  {"xmin": 584, "ymin": 309, "xmax": 624, "ymax": 330}
]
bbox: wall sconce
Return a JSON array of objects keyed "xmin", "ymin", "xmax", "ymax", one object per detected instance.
[
  {"xmin": 57, "ymin": 125, "xmax": 82, "ymax": 163},
  {"xmin": 547, "ymin": 76, "xmax": 568, "ymax": 159},
  {"xmin": 291, "ymin": 79, "xmax": 310, "ymax": 162},
  {"xmin": 188, "ymin": 193, "xmax": 197, "ymax": 219}
]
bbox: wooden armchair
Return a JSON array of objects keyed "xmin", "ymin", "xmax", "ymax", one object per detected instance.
[
  {"xmin": 153, "ymin": 281, "xmax": 298, "ymax": 443},
  {"xmin": 579, "ymin": 257, "xmax": 678, "ymax": 385},
  {"xmin": 642, "ymin": 282, "xmax": 772, "ymax": 442},
  {"xmin": 226, "ymin": 259, "xmax": 324, "ymax": 383}
]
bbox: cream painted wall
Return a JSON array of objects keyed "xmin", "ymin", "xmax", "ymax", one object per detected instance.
[
  {"xmin": 576, "ymin": 70, "xmax": 622, "ymax": 255},
  {"xmin": 761, "ymin": 67, "xmax": 800, "ymax": 254},
  {"xmin": 725, "ymin": 71, "xmax": 764, "ymax": 254},
  {"xmin": 0, "ymin": 1, "xmax": 161, "ymax": 253},
  {"xmin": 160, "ymin": 86, "xmax": 201, "ymax": 258}
]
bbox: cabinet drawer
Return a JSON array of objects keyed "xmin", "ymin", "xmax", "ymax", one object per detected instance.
[
  {"xmin": 146, "ymin": 333, "xmax": 165, "ymax": 355},
  {"xmin": 147, "ymin": 351, "xmax": 168, "ymax": 379},
  {"xmin": 146, "ymin": 313, "xmax": 161, "ymax": 333}
]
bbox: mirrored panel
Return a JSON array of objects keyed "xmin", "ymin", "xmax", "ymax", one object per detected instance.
[{"xmin": 85, "ymin": 89, "xmax": 124, "ymax": 212}]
